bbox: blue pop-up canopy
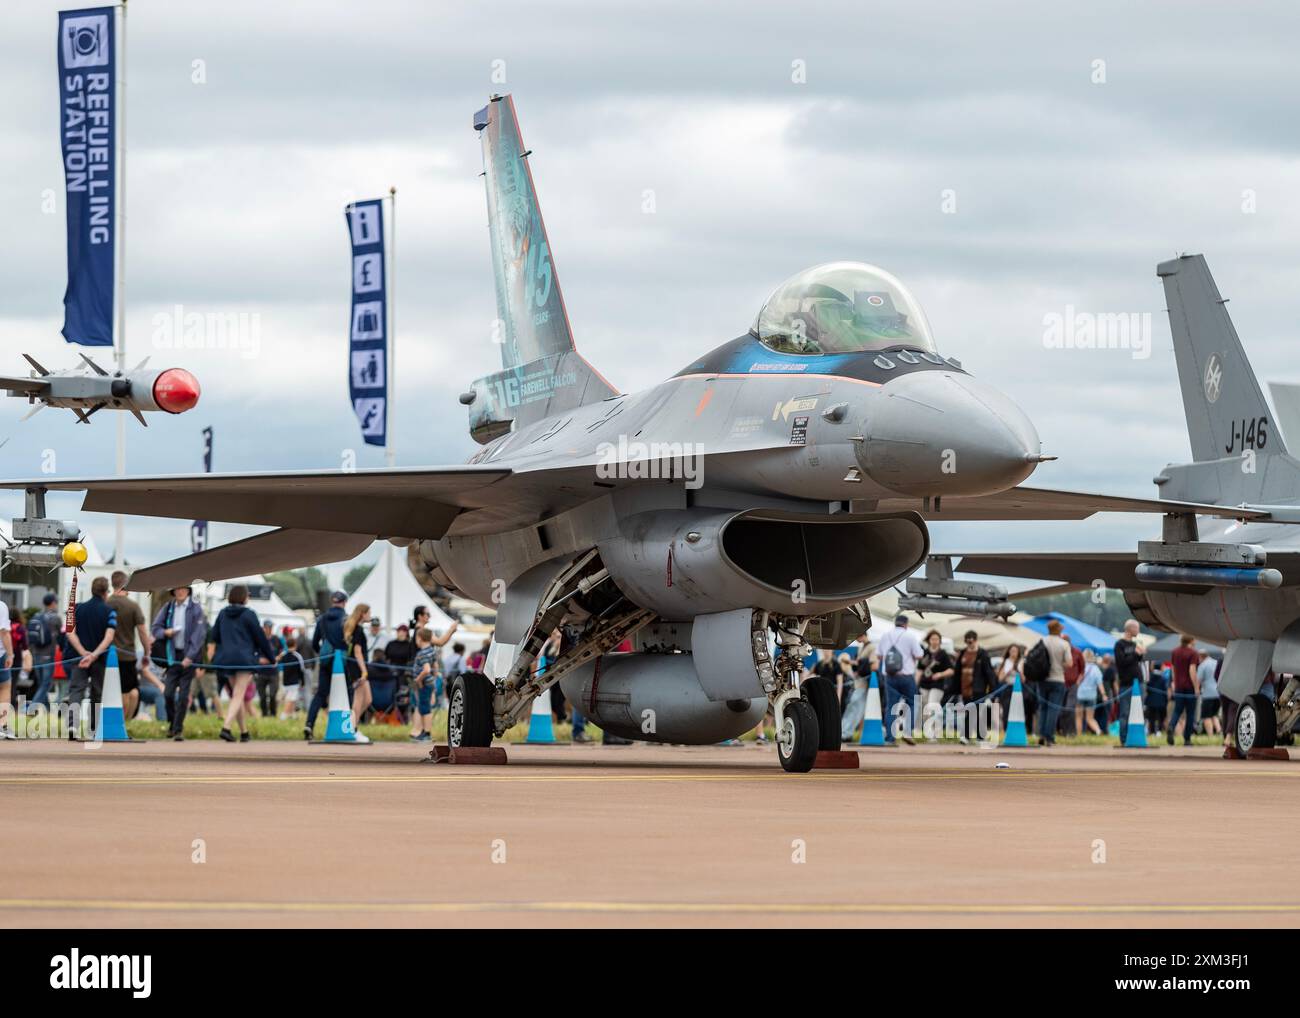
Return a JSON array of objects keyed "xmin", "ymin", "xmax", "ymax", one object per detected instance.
[{"xmin": 1022, "ymin": 611, "xmax": 1116, "ymax": 656}]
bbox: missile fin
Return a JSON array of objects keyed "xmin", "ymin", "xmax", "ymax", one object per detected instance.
[
  {"xmin": 21, "ymin": 354, "xmax": 50, "ymax": 376},
  {"xmin": 78, "ymin": 353, "xmax": 109, "ymax": 376}
]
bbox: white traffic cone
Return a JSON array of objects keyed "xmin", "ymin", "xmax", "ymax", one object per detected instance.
[
  {"xmin": 1122, "ymin": 678, "xmax": 1149, "ymax": 748},
  {"xmin": 526, "ymin": 687, "xmax": 556, "ymax": 743},
  {"xmin": 859, "ymin": 673, "xmax": 885, "ymax": 746},
  {"xmin": 1002, "ymin": 676, "xmax": 1028, "ymax": 747},
  {"xmin": 319, "ymin": 650, "xmax": 368, "ymax": 744},
  {"xmin": 97, "ymin": 646, "xmax": 131, "ymax": 742}
]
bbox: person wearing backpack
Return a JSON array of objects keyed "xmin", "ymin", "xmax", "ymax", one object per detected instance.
[
  {"xmin": 1034, "ymin": 621, "xmax": 1072, "ymax": 746},
  {"xmin": 876, "ymin": 614, "xmax": 924, "ymax": 745},
  {"xmin": 26, "ymin": 593, "xmax": 62, "ymax": 711}
]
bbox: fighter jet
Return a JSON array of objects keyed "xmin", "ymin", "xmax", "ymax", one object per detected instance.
[
  {"xmin": 0, "ymin": 98, "xmax": 1269, "ymax": 771},
  {"xmin": 0, "ymin": 353, "xmax": 200, "ymax": 425},
  {"xmin": 952, "ymin": 255, "xmax": 1300, "ymax": 757}
]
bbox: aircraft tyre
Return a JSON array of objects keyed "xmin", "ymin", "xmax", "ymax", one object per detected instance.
[
  {"xmin": 801, "ymin": 676, "xmax": 843, "ymax": 751},
  {"xmin": 449, "ymin": 672, "xmax": 495, "ymax": 748},
  {"xmin": 1235, "ymin": 693, "xmax": 1277, "ymax": 755},
  {"xmin": 777, "ymin": 699, "xmax": 820, "ymax": 773}
]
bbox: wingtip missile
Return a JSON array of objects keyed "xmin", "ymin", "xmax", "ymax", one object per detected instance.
[{"xmin": 2, "ymin": 357, "xmax": 200, "ymax": 424}]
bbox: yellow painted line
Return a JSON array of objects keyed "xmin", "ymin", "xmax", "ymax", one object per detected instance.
[{"xmin": 1, "ymin": 897, "xmax": 1298, "ymax": 916}]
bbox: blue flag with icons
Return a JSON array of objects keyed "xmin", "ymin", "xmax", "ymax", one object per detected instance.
[
  {"xmin": 345, "ymin": 199, "xmax": 386, "ymax": 447},
  {"xmin": 58, "ymin": 6, "xmax": 116, "ymax": 347},
  {"xmin": 190, "ymin": 426, "xmax": 213, "ymax": 553}
]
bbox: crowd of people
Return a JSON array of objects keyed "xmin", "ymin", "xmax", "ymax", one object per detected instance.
[
  {"xmin": 0, "ymin": 577, "xmax": 479, "ymax": 743},
  {"xmin": 800, "ymin": 615, "xmax": 1233, "ymax": 747},
  {"xmin": 0, "ymin": 581, "xmax": 1246, "ymax": 750}
]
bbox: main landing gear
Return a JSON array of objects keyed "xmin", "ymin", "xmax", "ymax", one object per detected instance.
[
  {"xmin": 448, "ymin": 672, "xmax": 495, "ymax": 748},
  {"xmin": 1234, "ymin": 693, "xmax": 1277, "ymax": 755}
]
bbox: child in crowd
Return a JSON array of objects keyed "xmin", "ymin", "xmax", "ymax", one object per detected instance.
[
  {"xmin": 277, "ymin": 636, "xmax": 306, "ymax": 719},
  {"xmin": 408, "ymin": 628, "xmax": 438, "ymax": 742}
]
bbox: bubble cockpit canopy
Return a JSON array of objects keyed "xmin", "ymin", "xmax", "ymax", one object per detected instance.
[{"xmin": 751, "ymin": 262, "xmax": 937, "ymax": 357}]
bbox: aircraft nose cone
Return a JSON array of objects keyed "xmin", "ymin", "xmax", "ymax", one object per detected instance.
[{"xmin": 859, "ymin": 371, "xmax": 1041, "ymax": 497}]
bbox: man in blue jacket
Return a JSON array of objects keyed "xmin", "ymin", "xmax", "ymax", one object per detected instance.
[
  {"xmin": 305, "ymin": 590, "xmax": 348, "ymax": 740},
  {"xmin": 151, "ymin": 586, "xmax": 208, "ymax": 741}
]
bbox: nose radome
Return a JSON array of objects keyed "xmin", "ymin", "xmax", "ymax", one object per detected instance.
[{"xmin": 859, "ymin": 371, "xmax": 1042, "ymax": 497}]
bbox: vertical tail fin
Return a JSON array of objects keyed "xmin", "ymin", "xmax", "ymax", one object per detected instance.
[
  {"xmin": 466, "ymin": 95, "xmax": 616, "ymax": 442},
  {"xmin": 1158, "ymin": 254, "xmax": 1286, "ymax": 462}
]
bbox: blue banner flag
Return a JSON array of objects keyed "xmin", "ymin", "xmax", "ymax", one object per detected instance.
[
  {"xmin": 190, "ymin": 426, "xmax": 213, "ymax": 553},
  {"xmin": 58, "ymin": 6, "xmax": 116, "ymax": 347},
  {"xmin": 345, "ymin": 199, "xmax": 387, "ymax": 447}
]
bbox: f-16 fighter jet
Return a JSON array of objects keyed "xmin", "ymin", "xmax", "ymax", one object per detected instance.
[{"xmin": 1, "ymin": 98, "xmax": 1260, "ymax": 770}]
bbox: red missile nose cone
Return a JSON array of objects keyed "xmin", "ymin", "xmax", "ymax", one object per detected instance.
[{"xmin": 153, "ymin": 368, "xmax": 201, "ymax": 413}]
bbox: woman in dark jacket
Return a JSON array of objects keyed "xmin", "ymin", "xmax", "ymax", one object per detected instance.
[{"xmin": 208, "ymin": 585, "xmax": 275, "ymax": 743}]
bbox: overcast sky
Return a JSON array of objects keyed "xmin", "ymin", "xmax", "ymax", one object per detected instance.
[{"xmin": 3, "ymin": 0, "xmax": 1299, "ymax": 584}]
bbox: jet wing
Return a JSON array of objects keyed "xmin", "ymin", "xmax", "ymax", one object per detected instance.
[
  {"xmin": 0, "ymin": 466, "xmax": 512, "ymax": 541},
  {"xmin": 126, "ymin": 528, "xmax": 377, "ymax": 591},
  {"xmin": 875, "ymin": 486, "xmax": 1276, "ymax": 522}
]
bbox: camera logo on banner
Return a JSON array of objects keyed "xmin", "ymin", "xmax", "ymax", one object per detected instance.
[{"xmin": 64, "ymin": 14, "xmax": 110, "ymax": 68}]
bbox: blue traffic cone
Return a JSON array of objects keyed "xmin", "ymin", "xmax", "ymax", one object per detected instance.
[
  {"xmin": 1002, "ymin": 675, "xmax": 1028, "ymax": 747},
  {"xmin": 320, "ymin": 650, "xmax": 368, "ymax": 743},
  {"xmin": 97, "ymin": 646, "xmax": 131, "ymax": 742},
  {"xmin": 526, "ymin": 687, "xmax": 556, "ymax": 743},
  {"xmin": 1122, "ymin": 679, "xmax": 1149, "ymax": 748},
  {"xmin": 859, "ymin": 673, "xmax": 885, "ymax": 746}
]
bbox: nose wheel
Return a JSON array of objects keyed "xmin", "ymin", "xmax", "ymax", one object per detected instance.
[
  {"xmin": 800, "ymin": 675, "xmax": 843, "ymax": 751},
  {"xmin": 777, "ymin": 699, "xmax": 819, "ymax": 772}
]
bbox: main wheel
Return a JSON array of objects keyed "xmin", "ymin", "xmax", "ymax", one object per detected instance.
[
  {"xmin": 1235, "ymin": 693, "xmax": 1277, "ymax": 755},
  {"xmin": 777, "ymin": 699, "xmax": 820, "ymax": 773},
  {"xmin": 448, "ymin": 672, "xmax": 495, "ymax": 747},
  {"xmin": 800, "ymin": 676, "xmax": 843, "ymax": 751}
]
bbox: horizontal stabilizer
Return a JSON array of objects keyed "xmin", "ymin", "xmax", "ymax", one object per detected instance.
[{"xmin": 127, "ymin": 528, "xmax": 376, "ymax": 591}]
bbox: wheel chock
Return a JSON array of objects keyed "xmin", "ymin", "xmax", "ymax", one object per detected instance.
[
  {"xmin": 813, "ymin": 750, "xmax": 860, "ymax": 769},
  {"xmin": 1222, "ymin": 745, "xmax": 1242, "ymax": 760},
  {"xmin": 428, "ymin": 745, "xmax": 508, "ymax": 765},
  {"xmin": 1246, "ymin": 747, "xmax": 1290, "ymax": 762}
]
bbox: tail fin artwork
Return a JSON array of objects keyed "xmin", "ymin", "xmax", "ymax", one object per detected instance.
[
  {"xmin": 1158, "ymin": 254, "xmax": 1287, "ymax": 463},
  {"xmin": 465, "ymin": 95, "xmax": 617, "ymax": 443}
]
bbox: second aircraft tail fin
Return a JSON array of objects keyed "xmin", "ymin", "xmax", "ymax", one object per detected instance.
[{"xmin": 1158, "ymin": 253, "xmax": 1286, "ymax": 462}]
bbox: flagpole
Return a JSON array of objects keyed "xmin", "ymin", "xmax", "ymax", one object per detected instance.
[
  {"xmin": 112, "ymin": 0, "xmax": 128, "ymax": 567},
  {"xmin": 383, "ymin": 186, "xmax": 395, "ymax": 633}
]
